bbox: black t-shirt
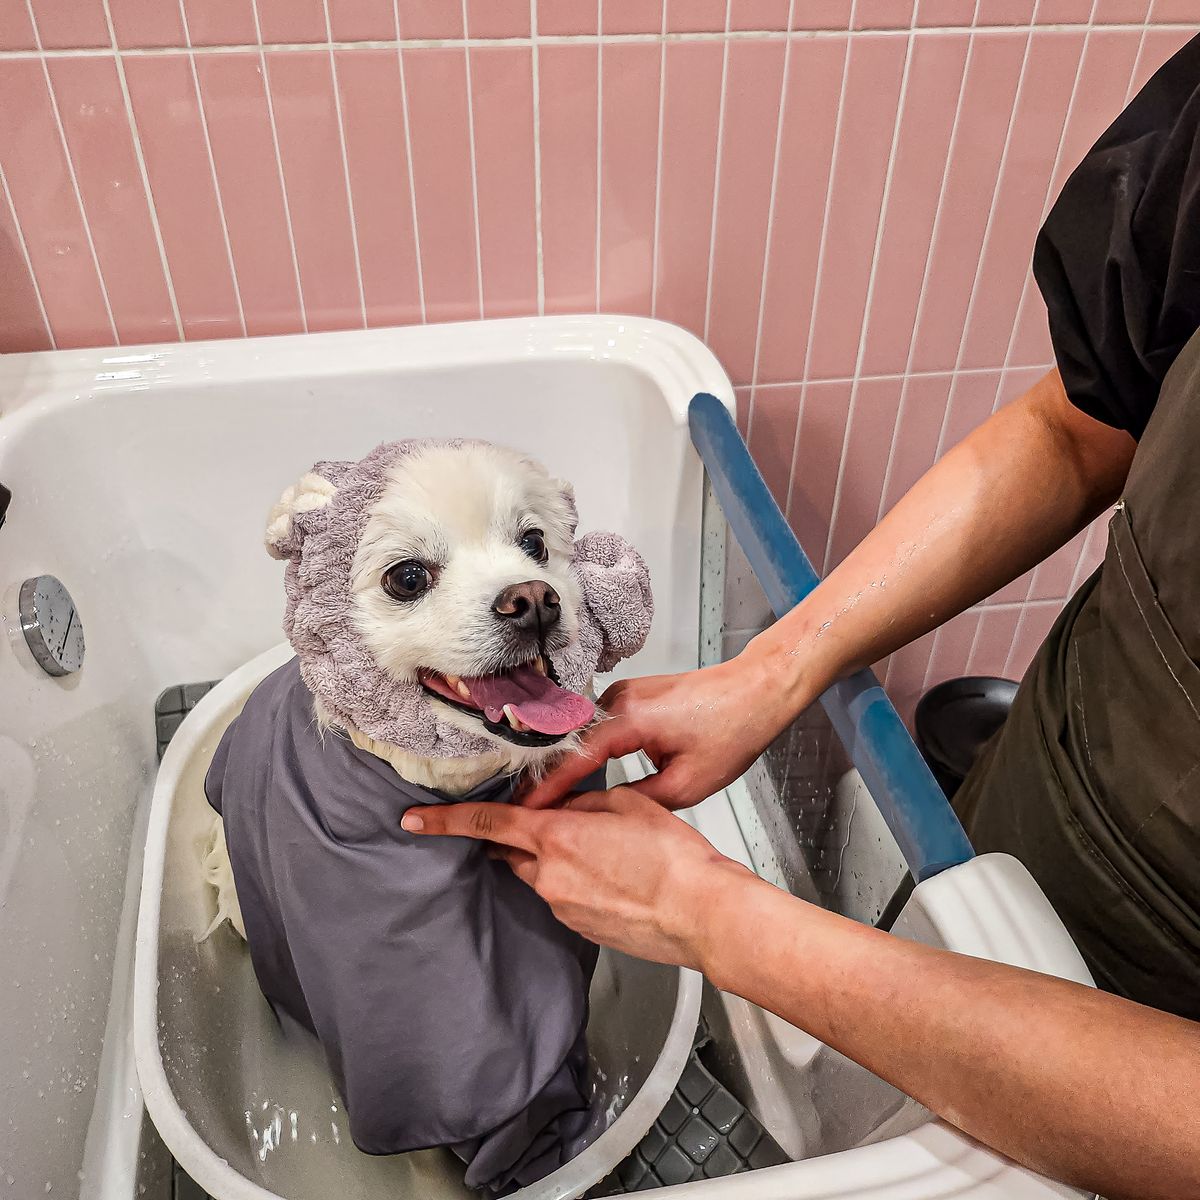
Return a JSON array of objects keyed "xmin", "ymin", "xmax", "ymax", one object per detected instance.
[{"xmin": 1034, "ymin": 33, "xmax": 1200, "ymax": 439}]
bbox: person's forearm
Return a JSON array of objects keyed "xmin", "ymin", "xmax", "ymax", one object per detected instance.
[
  {"xmin": 697, "ymin": 873, "xmax": 1200, "ymax": 1200},
  {"xmin": 745, "ymin": 369, "xmax": 1134, "ymax": 712}
]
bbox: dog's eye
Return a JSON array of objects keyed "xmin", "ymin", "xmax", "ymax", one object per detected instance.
[
  {"xmin": 519, "ymin": 529, "xmax": 547, "ymax": 563},
  {"xmin": 382, "ymin": 560, "xmax": 431, "ymax": 601}
]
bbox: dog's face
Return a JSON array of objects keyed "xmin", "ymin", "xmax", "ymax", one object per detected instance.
[{"xmin": 349, "ymin": 443, "xmax": 593, "ymax": 753}]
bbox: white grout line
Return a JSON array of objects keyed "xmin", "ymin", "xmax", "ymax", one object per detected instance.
[
  {"xmin": 872, "ymin": 9, "xmax": 977, "ymax": 523},
  {"xmin": 919, "ymin": 617, "xmax": 949, "ymax": 696},
  {"xmin": 323, "ymin": 2, "xmax": 368, "ymax": 328},
  {"xmin": 933, "ymin": 35, "xmax": 993, "ymax": 466},
  {"xmin": 0, "ymin": 21, "xmax": 1180, "ymax": 59},
  {"xmin": 594, "ymin": 0, "xmax": 603, "ymax": 313},
  {"xmin": 947, "ymin": 19, "xmax": 1036, "ymax": 387},
  {"xmin": 985, "ymin": 0, "xmax": 1098, "ymax": 655},
  {"xmin": 745, "ymin": 0, "xmax": 796, "ymax": 448},
  {"xmin": 251, "ymin": 0, "xmax": 309, "ymax": 332},
  {"xmin": 779, "ymin": 382, "xmax": 810, "ymax": 529},
  {"xmin": 884, "ymin": 630, "xmax": 930, "ymax": 692},
  {"xmin": 459, "ymin": 0, "xmax": 485, "ymax": 319},
  {"xmin": 892, "ymin": 14, "xmax": 984, "ymax": 508},
  {"xmin": 0, "ymin": 161, "xmax": 55, "ymax": 348},
  {"xmin": 962, "ymin": 605, "xmax": 989, "ymax": 676},
  {"xmin": 25, "ymin": 2, "xmax": 119, "ymax": 344},
  {"xmin": 782, "ymin": 2, "xmax": 857, "ymax": 523},
  {"xmin": 917, "ymin": 579, "xmax": 1070, "ymax": 681},
  {"xmin": 985, "ymin": 3, "xmax": 1099, "ymax": 671},
  {"xmin": 531, "ymin": 0, "xmax": 546, "ymax": 316},
  {"xmin": 1066, "ymin": 514, "xmax": 1106, "ymax": 595},
  {"xmin": 999, "ymin": 591, "xmax": 1049, "ymax": 678},
  {"xmin": 700, "ymin": 0, "xmax": 733, "ymax": 346},
  {"xmin": 1122, "ymin": 0, "xmax": 1151, "ymax": 105},
  {"xmin": 392, "ymin": 0, "xmax": 427, "ymax": 323},
  {"xmin": 993, "ymin": 0, "xmax": 1097, "ymax": 400},
  {"xmin": 754, "ymin": 363, "xmax": 1050, "ymax": 389},
  {"xmin": 820, "ymin": 8, "xmax": 918, "ymax": 575},
  {"xmin": 179, "ymin": 0, "xmax": 247, "ymax": 337},
  {"xmin": 964, "ymin": 609, "xmax": 993, "ymax": 676},
  {"xmin": 101, "ymin": 0, "xmax": 185, "ymax": 340},
  {"xmin": 648, "ymin": 0, "xmax": 667, "ymax": 320}
]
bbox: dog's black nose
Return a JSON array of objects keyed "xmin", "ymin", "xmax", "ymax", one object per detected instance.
[{"xmin": 493, "ymin": 581, "xmax": 561, "ymax": 634}]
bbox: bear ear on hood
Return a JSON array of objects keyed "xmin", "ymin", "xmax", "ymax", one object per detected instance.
[
  {"xmin": 553, "ymin": 478, "xmax": 579, "ymax": 540},
  {"xmin": 572, "ymin": 531, "xmax": 653, "ymax": 673},
  {"xmin": 264, "ymin": 461, "xmax": 352, "ymax": 562}
]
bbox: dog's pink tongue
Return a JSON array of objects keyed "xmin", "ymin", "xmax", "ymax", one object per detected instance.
[{"xmin": 465, "ymin": 664, "xmax": 594, "ymax": 736}]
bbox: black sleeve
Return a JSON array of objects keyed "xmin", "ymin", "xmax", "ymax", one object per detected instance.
[{"xmin": 1033, "ymin": 33, "xmax": 1200, "ymax": 439}]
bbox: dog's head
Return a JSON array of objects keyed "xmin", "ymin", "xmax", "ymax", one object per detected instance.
[
  {"xmin": 348, "ymin": 442, "xmax": 590, "ymax": 750},
  {"xmin": 265, "ymin": 440, "xmax": 652, "ymax": 764}
]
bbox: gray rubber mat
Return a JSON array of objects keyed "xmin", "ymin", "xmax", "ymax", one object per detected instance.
[
  {"xmin": 596, "ymin": 1024, "xmax": 787, "ymax": 1194},
  {"xmin": 156, "ymin": 686, "xmax": 788, "ymax": 1195},
  {"xmin": 173, "ymin": 1162, "xmax": 210, "ymax": 1200},
  {"xmin": 154, "ymin": 681, "xmax": 218, "ymax": 760}
]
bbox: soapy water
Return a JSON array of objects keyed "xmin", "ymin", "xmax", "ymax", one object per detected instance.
[
  {"xmin": 235, "ymin": 1055, "xmax": 635, "ymax": 1170},
  {"xmin": 243, "ymin": 1092, "xmax": 348, "ymax": 1163},
  {"xmin": 590, "ymin": 1056, "xmax": 635, "ymax": 1128}
]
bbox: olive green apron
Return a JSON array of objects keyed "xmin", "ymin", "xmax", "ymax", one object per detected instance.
[{"xmin": 955, "ymin": 329, "xmax": 1200, "ymax": 1020}]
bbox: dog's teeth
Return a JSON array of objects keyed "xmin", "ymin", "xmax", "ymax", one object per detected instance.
[
  {"xmin": 445, "ymin": 674, "xmax": 461, "ymax": 688},
  {"xmin": 455, "ymin": 680, "xmax": 472, "ymax": 701},
  {"xmin": 502, "ymin": 704, "xmax": 528, "ymax": 733},
  {"xmin": 533, "ymin": 658, "xmax": 547, "ymax": 676}
]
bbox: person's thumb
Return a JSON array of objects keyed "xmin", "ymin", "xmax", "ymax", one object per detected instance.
[
  {"xmin": 624, "ymin": 762, "xmax": 701, "ymax": 810},
  {"xmin": 520, "ymin": 720, "xmax": 638, "ymax": 808},
  {"xmin": 562, "ymin": 787, "xmax": 655, "ymax": 816}
]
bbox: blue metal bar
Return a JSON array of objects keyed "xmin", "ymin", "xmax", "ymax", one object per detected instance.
[{"xmin": 689, "ymin": 391, "xmax": 973, "ymax": 882}]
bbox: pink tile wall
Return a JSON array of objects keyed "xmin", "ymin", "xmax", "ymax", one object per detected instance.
[
  {"xmin": 706, "ymin": 37, "xmax": 788, "ymax": 382},
  {"xmin": 539, "ymin": 42, "xmax": 599, "ymax": 313},
  {"xmin": 2, "ymin": 3, "xmax": 1196, "ymax": 709},
  {"xmin": 193, "ymin": 53, "xmax": 305, "ymax": 335},
  {"xmin": 402, "ymin": 47, "xmax": 481, "ymax": 323},
  {"xmin": 334, "ymin": 49, "xmax": 423, "ymax": 327},
  {"xmin": 265, "ymin": 51, "xmax": 364, "ymax": 332},
  {"xmin": 46, "ymin": 56, "xmax": 178, "ymax": 343},
  {"xmin": 123, "ymin": 55, "xmax": 244, "ymax": 340},
  {"xmin": 471, "ymin": 45, "xmax": 539, "ymax": 318},
  {"xmin": 599, "ymin": 41, "xmax": 660, "ymax": 315},
  {"xmin": 654, "ymin": 39, "xmax": 723, "ymax": 336}
]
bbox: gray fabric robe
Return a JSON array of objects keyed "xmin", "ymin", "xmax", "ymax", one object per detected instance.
[{"xmin": 205, "ymin": 657, "xmax": 601, "ymax": 1194}]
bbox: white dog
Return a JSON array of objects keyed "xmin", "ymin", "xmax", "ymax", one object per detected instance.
[{"xmin": 202, "ymin": 441, "xmax": 650, "ymax": 941}]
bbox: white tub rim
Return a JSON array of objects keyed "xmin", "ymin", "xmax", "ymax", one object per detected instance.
[{"xmin": 0, "ymin": 314, "xmax": 734, "ymax": 427}]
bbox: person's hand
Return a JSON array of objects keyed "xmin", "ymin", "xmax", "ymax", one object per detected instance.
[
  {"xmin": 521, "ymin": 653, "xmax": 799, "ymax": 811},
  {"xmin": 400, "ymin": 786, "xmax": 756, "ymax": 970}
]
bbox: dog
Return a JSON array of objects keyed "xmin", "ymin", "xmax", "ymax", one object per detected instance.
[
  {"xmin": 198, "ymin": 439, "xmax": 652, "ymax": 1192},
  {"xmin": 204, "ymin": 441, "xmax": 648, "ymax": 940},
  {"xmin": 328, "ymin": 439, "xmax": 598, "ymax": 787}
]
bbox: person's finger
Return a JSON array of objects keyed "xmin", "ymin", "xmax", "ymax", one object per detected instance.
[
  {"xmin": 563, "ymin": 787, "xmax": 653, "ymax": 816},
  {"xmin": 499, "ymin": 847, "xmax": 538, "ymax": 887},
  {"xmin": 401, "ymin": 801, "xmax": 544, "ymax": 852},
  {"xmin": 624, "ymin": 764, "xmax": 696, "ymax": 808},
  {"xmin": 593, "ymin": 679, "xmax": 630, "ymax": 711},
  {"xmin": 520, "ymin": 721, "xmax": 644, "ymax": 809}
]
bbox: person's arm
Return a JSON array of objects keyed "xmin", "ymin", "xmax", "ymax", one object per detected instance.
[
  {"xmin": 526, "ymin": 369, "xmax": 1134, "ymax": 808},
  {"xmin": 403, "ymin": 791, "xmax": 1200, "ymax": 1200},
  {"xmin": 709, "ymin": 869, "xmax": 1200, "ymax": 1200}
]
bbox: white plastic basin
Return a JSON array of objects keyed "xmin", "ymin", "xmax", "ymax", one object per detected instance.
[{"xmin": 136, "ymin": 641, "xmax": 701, "ymax": 1200}]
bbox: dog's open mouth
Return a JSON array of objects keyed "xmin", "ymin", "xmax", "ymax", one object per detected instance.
[{"xmin": 419, "ymin": 656, "xmax": 595, "ymax": 747}]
